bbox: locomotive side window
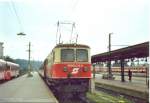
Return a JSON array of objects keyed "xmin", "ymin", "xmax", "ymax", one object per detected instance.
[
  {"xmin": 61, "ymin": 49, "xmax": 74, "ymax": 62},
  {"xmin": 76, "ymin": 49, "xmax": 88, "ymax": 62}
]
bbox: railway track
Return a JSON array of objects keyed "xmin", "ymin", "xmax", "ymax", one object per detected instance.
[
  {"xmin": 95, "ymin": 84, "xmax": 148, "ymax": 103},
  {"xmin": 0, "ymin": 80, "xmax": 6, "ymax": 84},
  {"xmin": 47, "ymin": 82, "xmax": 91, "ymax": 103},
  {"xmin": 39, "ymin": 73, "xmax": 91, "ymax": 103},
  {"xmin": 57, "ymin": 96, "xmax": 90, "ymax": 103}
]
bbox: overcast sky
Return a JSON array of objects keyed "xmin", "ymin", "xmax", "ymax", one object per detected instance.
[{"xmin": 0, "ymin": 0, "xmax": 149, "ymax": 61}]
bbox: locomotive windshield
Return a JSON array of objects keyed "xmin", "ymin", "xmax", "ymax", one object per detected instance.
[
  {"xmin": 61, "ymin": 48, "xmax": 88, "ymax": 62},
  {"xmin": 76, "ymin": 49, "xmax": 88, "ymax": 62},
  {"xmin": 61, "ymin": 49, "xmax": 74, "ymax": 62}
]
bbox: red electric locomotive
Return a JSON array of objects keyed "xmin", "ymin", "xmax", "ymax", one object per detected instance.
[{"xmin": 42, "ymin": 43, "xmax": 91, "ymax": 98}]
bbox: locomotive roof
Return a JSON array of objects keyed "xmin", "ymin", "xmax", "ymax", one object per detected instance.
[{"xmin": 54, "ymin": 43, "xmax": 90, "ymax": 48}]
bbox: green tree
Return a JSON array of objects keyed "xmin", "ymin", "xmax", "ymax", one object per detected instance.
[{"xmin": 4, "ymin": 56, "xmax": 15, "ymax": 63}]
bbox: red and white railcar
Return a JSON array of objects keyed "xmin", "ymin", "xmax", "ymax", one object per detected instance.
[
  {"xmin": 94, "ymin": 66, "xmax": 147, "ymax": 73},
  {"xmin": 0, "ymin": 59, "xmax": 20, "ymax": 81}
]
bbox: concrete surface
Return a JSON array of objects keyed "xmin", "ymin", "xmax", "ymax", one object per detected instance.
[{"xmin": 0, "ymin": 72, "xmax": 58, "ymax": 103}]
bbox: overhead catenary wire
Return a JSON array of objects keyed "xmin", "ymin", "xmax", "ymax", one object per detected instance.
[
  {"xmin": 72, "ymin": 0, "xmax": 79, "ymax": 11},
  {"xmin": 10, "ymin": 0, "xmax": 24, "ymax": 32},
  {"xmin": 54, "ymin": 1, "xmax": 80, "ymax": 44},
  {"xmin": 54, "ymin": 1, "xmax": 79, "ymax": 45}
]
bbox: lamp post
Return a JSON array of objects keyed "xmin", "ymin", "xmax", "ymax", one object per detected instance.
[{"xmin": 17, "ymin": 33, "xmax": 32, "ymax": 77}]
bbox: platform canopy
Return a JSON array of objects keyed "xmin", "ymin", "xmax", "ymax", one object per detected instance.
[{"xmin": 91, "ymin": 42, "xmax": 149, "ymax": 63}]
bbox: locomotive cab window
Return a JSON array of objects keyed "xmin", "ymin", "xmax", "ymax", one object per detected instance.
[
  {"xmin": 76, "ymin": 49, "xmax": 88, "ymax": 62},
  {"xmin": 61, "ymin": 49, "xmax": 74, "ymax": 62}
]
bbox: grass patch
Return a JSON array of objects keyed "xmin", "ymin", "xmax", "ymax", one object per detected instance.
[
  {"xmin": 87, "ymin": 91, "xmax": 132, "ymax": 103},
  {"xmin": 95, "ymin": 82, "xmax": 148, "ymax": 100}
]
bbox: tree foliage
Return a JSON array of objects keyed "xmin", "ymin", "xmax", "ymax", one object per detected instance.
[{"xmin": 3, "ymin": 56, "xmax": 15, "ymax": 63}]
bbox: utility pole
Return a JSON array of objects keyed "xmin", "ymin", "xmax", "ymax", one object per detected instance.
[
  {"xmin": 27, "ymin": 42, "xmax": 32, "ymax": 77},
  {"xmin": 108, "ymin": 33, "xmax": 113, "ymax": 79}
]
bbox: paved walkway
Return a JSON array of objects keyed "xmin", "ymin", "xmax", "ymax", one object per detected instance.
[
  {"xmin": 95, "ymin": 77, "xmax": 148, "ymax": 93},
  {"xmin": 94, "ymin": 74, "xmax": 148, "ymax": 93},
  {"xmin": 0, "ymin": 72, "xmax": 58, "ymax": 103},
  {"xmin": 94, "ymin": 74, "xmax": 149, "ymax": 100}
]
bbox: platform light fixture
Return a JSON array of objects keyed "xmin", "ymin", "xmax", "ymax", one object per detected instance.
[{"xmin": 17, "ymin": 32, "xmax": 26, "ymax": 36}]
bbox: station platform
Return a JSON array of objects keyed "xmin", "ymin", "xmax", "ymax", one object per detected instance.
[
  {"xmin": 0, "ymin": 72, "xmax": 58, "ymax": 103},
  {"xmin": 94, "ymin": 74, "xmax": 149, "ymax": 101}
]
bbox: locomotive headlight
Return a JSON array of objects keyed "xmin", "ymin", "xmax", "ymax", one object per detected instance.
[
  {"xmin": 63, "ymin": 67, "xmax": 68, "ymax": 72},
  {"xmin": 83, "ymin": 67, "xmax": 88, "ymax": 72}
]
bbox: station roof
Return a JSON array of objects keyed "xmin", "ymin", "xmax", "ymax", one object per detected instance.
[{"xmin": 91, "ymin": 42, "xmax": 149, "ymax": 63}]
